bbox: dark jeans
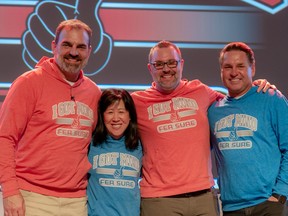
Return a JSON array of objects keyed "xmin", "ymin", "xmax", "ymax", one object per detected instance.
[
  {"xmin": 141, "ymin": 189, "xmax": 219, "ymax": 216},
  {"xmin": 223, "ymin": 200, "xmax": 286, "ymax": 216}
]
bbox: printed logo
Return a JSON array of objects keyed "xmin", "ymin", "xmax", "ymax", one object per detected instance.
[
  {"xmin": 214, "ymin": 114, "xmax": 257, "ymax": 150},
  {"xmin": 147, "ymin": 97, "xmax": 199, "ymax": 133},
  {"xmin": 52, "ymin": 101, "xmax": 94, "ymax": 138},
  {"xmin": 92, "ymin": 152, "xmax": 141, "ymax": 189}
]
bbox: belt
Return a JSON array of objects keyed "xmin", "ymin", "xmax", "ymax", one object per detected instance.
[{"xmin": 163, "ymin": 189, "xmax": 211, "ymax": 198}]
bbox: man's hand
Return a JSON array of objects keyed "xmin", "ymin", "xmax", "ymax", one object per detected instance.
[
  {"xmin": 3, "ymin": 194, "xmax": 25, "ymax": 216},
  {"xmin": 253, "ymin": 79, "xmax": 276, "ymax": 92},
  {"xmin": 268, "ymin": 195, "xmax": 278, "ymax": 202}
]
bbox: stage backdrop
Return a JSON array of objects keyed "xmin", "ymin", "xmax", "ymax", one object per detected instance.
[{"xmin": 0, "ymin": 0, "xmax": 287, "ymax": 104}]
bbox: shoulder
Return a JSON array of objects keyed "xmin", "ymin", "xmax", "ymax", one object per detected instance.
[
  {"xmin": 82, "ymin": 77, "xmax": 102, "ymax": 91},
  {"xmin": 253, "ymin": 87, "xmax": 287, "ymax": 102},
  {"xmin": 264, "ymin": 89, "xmax": 288, "ymax": 106},
  {"xmin": 184, "ymin": 79, "xmax": 213, "ymax": 92},
  {"xmin": 11, "ymin": 68, "xmax": 44, "ymax": 88},
  {"xmin": 186, "ymin": 79, "xmax": 206, "ymax": 87},
  {"xmin": 131, "ymin": 89, "xmax": 155, "ymax": 100}
]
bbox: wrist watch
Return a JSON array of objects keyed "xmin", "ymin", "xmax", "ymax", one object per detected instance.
[{"xmin": 272, "ymin": 193, "xmax": 287, "ymax": 204}]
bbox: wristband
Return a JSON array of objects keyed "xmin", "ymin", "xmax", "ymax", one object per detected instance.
[{"xmin": 272, "ymin": 193, "xmax": 287, "ymax": 204}]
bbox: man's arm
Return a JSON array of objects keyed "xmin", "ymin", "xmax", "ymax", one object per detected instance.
[
  {"xmin": 0, "ymin": 75, "xmax": 35, "ymax": 199},
  {"xmin": 271, "ymin": 93, "xmax": 288, "ymax": 199}
]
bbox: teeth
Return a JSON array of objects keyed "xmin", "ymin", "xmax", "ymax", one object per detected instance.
[
  {"xmin": 163, "ymin": 74, "xmax": 173, "ymax": 78},
  {"xmin": 230, "ymin": 78, "xmax": 240, "ymax": 82},
  {"xmin": 68, "ymin": 59, "xmax": 78, "ymax": 62},
  {"xmin": 111, "ymin": 124, "xmax": 121, "ymax": 129}
]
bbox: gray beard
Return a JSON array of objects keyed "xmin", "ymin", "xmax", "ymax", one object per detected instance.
[
  {"xmin": 60, "ymin": 62, "xmax": 82, "ymax": 74},
  {"xmin": 57, "ymin": 58, "xmax": 88, "ymax": 74}
]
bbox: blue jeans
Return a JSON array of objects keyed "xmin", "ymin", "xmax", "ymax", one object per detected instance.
[{"xmin": 223, "ymin": 200, "xmax": 286, "ymax": 216}]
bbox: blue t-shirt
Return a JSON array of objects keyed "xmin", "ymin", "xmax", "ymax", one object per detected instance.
[
  {"xmin": 87, "ymin": 135, "xmax": 142, "ymax": 216},
  {"xmin": 208, "ymin": 87, "xmax": 288, "ymax": 211}
]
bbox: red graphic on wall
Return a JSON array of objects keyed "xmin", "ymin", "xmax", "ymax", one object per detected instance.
[{"xmin": 259, "ymin": 0, "xmax": 284, "ymax": 7}]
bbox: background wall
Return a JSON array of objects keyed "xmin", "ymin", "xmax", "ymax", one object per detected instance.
[{"xmin": 0, "ymin": 0, "xmax": 287, "ymax": 108}]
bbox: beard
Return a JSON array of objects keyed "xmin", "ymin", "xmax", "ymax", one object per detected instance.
[{"xmin": 56, "ymin": 54, "xmax": 88, "ymax": 74}]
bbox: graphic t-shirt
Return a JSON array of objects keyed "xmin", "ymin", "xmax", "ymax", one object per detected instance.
[{"xmin": 87, "ymin": 136, "xmax": 142, "ymax": 216}]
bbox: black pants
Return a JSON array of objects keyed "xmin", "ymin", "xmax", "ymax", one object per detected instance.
[{"xmin": 223, "ymin": 200, "xmax": 286, "ymax": 216}]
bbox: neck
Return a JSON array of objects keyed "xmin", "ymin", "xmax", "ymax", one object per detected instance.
[
  {"xmin": 228, "ymin": 87, "xmax": 252, "ymax": 98},
  {"xmin": 62, "ymin": 71, "xmax": 80, "ymax": 82},
  {"xmin": 156, "ymin": 83, "xmax": 179, "ymax": 95},
  {"xmin": 55, "ymin": 62, "xmax": 80, "ymax": 82}
]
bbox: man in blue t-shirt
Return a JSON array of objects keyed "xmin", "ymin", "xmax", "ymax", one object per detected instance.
[{"xmin": 208, "ymin": 42, "xmax": 288, "ymax": 216}]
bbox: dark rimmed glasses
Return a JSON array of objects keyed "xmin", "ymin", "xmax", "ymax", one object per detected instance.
[{"xmin": 150, "ymin": 59, "xmax": 181, "ymax": 70}]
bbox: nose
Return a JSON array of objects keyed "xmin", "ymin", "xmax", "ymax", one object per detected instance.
[
  {"xmin": 112, "ymin": 113, "xmax": 120, "ymax": 121},
  {"xmin": 162, "ymin": 63, "xmax": 170, "ymax": 71},
  {"xmin": 69, "ymin": 45, "xmax": 79, "ymax": 56},
  {"xmin": 230, "ymin": 67, "xmax": 238, "ymax": 76}
]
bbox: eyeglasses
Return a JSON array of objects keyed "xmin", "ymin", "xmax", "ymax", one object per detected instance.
[{"xmin": 150, "ymin": 59, "xmax": 181, "ymax": 70}]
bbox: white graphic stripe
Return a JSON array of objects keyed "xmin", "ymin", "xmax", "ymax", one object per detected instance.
[{"xmin": 96, "ymin": 168, "xmax": 139, "ymax": 177}]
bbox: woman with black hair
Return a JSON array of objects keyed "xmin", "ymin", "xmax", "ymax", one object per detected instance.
[{"xmin": 87, "ymin": 89, "xmax": 142, "ymax": 216}]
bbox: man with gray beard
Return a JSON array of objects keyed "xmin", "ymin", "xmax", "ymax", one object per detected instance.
[{"xmin": 0, "ymin": 19, "xmax": 102, "ymax": 216}]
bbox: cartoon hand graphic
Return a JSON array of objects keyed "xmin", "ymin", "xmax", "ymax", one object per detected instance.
[{"xmin": 22, "ymin": 0, "xmax": 112, "ymax": 76}]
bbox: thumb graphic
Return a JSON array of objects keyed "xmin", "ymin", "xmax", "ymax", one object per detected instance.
[{"xmin": 22, "ymin": 0, "xmax": 112, "ymax": 76}]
